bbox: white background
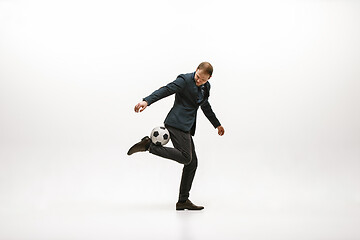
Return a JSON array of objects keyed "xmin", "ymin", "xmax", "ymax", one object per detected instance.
[{"xmin": 1, "ymin": 0, "xmax": 359, "ymax": 239}]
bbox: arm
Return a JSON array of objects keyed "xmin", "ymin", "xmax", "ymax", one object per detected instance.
[
  {"xmin": 201, "ymin": 100, "xmax": 225, "ymax": 136},
  {"xmin": 134, "ymin": 75, "xmax": 186, "ymax": 113},
  {"xmin": 143, "ymin": 75, "xmax": 186, "ymax": 106}
]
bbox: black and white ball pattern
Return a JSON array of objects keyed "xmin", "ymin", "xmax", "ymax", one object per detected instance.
[{"xmin": 150, "ymin": 126, "xmax": 170, "ymax": 146}]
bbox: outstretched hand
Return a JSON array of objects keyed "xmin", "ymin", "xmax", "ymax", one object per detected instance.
[
  {"xmin": 134, "ymin": 101, "xmax": 148, "ymax": 113},
  {"xmin": 217, "ymin": 125, "xmax": 225, "ymax": 136}
]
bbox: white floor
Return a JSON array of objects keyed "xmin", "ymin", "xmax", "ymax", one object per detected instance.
[
  {"xmin": 1, "ymin": 146, "xmax": 360, "ymax": 240},
  {"xmin": 1, "ymin": 199, "xmax": 359, "ymax": 240}
]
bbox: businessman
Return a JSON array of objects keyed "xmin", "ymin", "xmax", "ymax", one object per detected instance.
[{"xmin": 127, "ymin": 62, "xmax": 225, "ymax": 210}]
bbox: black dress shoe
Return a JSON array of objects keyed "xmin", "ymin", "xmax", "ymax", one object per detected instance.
[
  {"xmin": 176, "ymin": 199, "xmax": 204, "ymax": 211},
  {"xmin": 127, "ymin": 136, "xmax": 152, "ymax": 155}
]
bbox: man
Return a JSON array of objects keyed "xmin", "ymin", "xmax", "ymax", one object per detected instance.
[{"xmin": 127, "ymin": 62, "xmax": 225, "ymax": 210}]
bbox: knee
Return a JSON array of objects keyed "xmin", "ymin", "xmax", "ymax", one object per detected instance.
[
  {"xmin": 184, "ymin": 159, "xmax": 192, "ymax": 165},
  {"xmin": 183, "ymin": 153, "xmax": 198, "ymax": 167},
  {"xmin": 182, "ymin": 152, "xmax": 192, "ymax": 165},
  {"xmin": 184, "ymin": 156, "xmax": 198, "ymax": 168}
]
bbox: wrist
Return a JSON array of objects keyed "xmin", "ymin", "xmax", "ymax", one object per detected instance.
[{"xmin": 142, "ymin": 99, "xmax": 149, "ymax": 106}]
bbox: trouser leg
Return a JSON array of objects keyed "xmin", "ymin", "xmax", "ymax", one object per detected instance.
[
  {"xmin": 149, "ymin": 126, "xmax": 192, "ymax": 165},
  {"xmin": 148, "ymin": 126, "xmax": 198, "ymax": 201},
  {"xmin": 178, "ymin": 137, "xmax": 198, "ymax": 202}
]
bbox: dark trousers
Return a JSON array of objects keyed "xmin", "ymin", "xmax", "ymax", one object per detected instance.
[{"xmin": 149, "ymin": 126, "xmax": 198, "ymax": 202}]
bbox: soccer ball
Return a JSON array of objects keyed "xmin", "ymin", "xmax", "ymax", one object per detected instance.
[{"xmin": 150, "ymin": 126, "xmax": 170, "ymax": 146}]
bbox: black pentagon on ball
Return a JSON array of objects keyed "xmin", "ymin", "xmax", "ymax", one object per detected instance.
[
  {"xmin": 155, "ymin": 141, "xmax": 162, "ymax": 146},
  {"xmin": 160, "ymin": 127, "xmax": 165, "ymax": 130},
  {"xmin": 163, "ymin": 134, "xmax": 168, "ymax": 140},
  {"xmin": 153, "ymin": 131, "xmax": 159, "ymax": 137}
]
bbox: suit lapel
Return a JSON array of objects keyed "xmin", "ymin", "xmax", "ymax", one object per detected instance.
[
  {"xmin": 188, "ymin": 73, "xmax": 210, "ymax": 105},
  {"xmin": 189, "ymin": 74, "xmax": 199, "ymax": 103}
]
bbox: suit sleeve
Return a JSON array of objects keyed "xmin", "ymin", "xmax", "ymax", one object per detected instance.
[
  {"xmin": 143, "ymin": 75, "xmax": 186, "ymax": 106},
  {"xmin": 201, "ymin": 100, "xmax": 221, "ymax": 129}
]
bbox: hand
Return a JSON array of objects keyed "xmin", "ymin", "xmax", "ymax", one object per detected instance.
[
  {"xmin": 217, "ymin": 125, "xmax": 225, "ymax": 136},
  {"xmin": 134, "ymin": 101, "xmax": 148, "ymax": 113}
]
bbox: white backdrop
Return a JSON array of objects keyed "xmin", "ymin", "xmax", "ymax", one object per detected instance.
[{"xmin": 1, "ymin": 0, "xmax": 359, "ymax": 239}]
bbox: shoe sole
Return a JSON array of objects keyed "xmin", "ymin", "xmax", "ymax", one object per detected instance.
[{"xmin": 176, "ymin": 207, "xmax": 204, "ymax": 211}]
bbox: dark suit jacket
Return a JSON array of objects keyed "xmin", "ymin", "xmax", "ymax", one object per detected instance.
[{"xmin": 143, "ymin": 72, "xmax": 221, "ymax": 136}]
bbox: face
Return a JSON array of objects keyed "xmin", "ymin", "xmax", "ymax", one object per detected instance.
[{"xmin": 194, "ymin": 69, "xmax": 211, "ymax": 86}]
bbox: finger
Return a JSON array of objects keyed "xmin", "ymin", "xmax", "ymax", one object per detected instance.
[
  {"xmin": 219, "ymin": 128, "xmax": 224, "ymax": 136},
  {"xmin": 134, "ymin": 104, "xmax": 140, "ymax": 112}
]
